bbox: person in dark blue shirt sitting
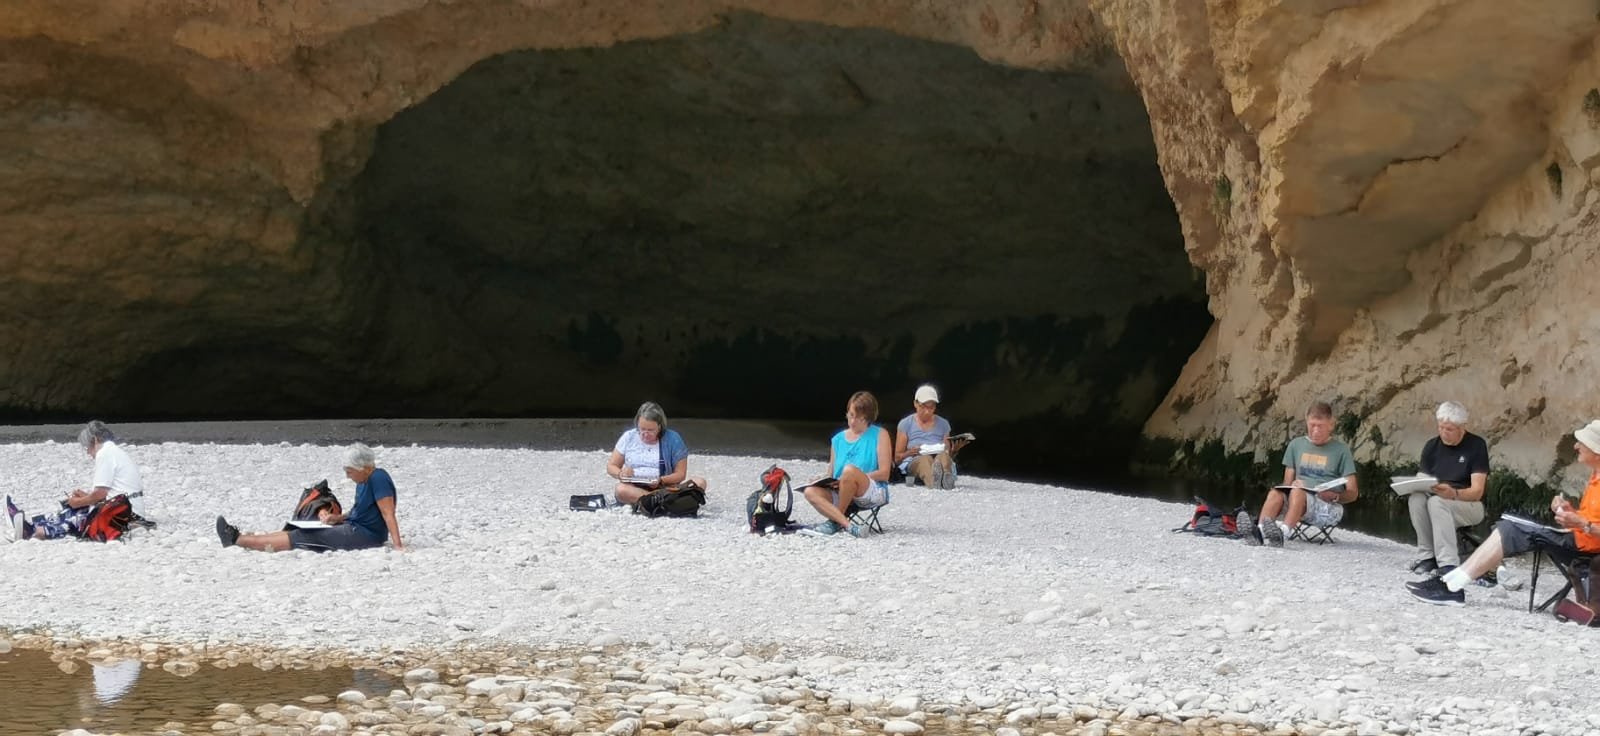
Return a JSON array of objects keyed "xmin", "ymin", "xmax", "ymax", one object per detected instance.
[{"xmin": 217, "ymin": 443, "xmax": 404, "ymax": 552}]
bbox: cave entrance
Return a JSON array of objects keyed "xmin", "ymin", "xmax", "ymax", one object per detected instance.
[{"xmin": 316, "ymin": 14, "xmax": 1210, "ymax": 478}]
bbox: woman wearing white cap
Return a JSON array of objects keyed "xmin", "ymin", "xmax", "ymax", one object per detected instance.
[
  {"xmin": 1407, "ymin": 419, "xmax": 1600, "ymax": 606},
  {"xmin": 893, "ymin": 384, "xmax": 966, "ymax": 489}
]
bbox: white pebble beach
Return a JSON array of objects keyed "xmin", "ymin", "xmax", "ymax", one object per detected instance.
[{"xmin": 1, "ymin": 440, "xmax": 1595, "ymax": 734}]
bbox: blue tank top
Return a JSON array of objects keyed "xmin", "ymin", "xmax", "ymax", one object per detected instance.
[{"xmin": 831, "ymin": 425, "xmax": 884, "ymax": 478}]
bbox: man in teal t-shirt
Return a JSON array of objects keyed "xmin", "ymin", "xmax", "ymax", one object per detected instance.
[{"xmin": 1244, "ymin": 401, "xmax": 1359, "ymax": 546}]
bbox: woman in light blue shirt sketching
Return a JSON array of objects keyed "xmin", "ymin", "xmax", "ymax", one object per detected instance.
[
  {"xmin": 802, "ymin": 391, "xmax": 891, "ymax": 538},
  {"xmin": 605, "ymin": 401, "xmax": 707, "ymax": 507}
]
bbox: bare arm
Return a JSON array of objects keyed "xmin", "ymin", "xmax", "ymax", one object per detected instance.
[
  {"xmin": 894, "ymin": 427, "xmax": 914, "ymax": 464},
  {"xmin": 68, "ymin": 487, "xmax": 110, "ymax": 509},
  {"xmin": 1335, "ymin": 474, "xmax": 1359, "ymax": 503},
  {"xmin": 661, "ymin": 457, "xmax": 688, "ymax": 487},
  {"xmin": 867, "ymin": 429, "xmax": 893, "ymax": 483},
  {"xmin": 606, "ymin": 450, "xmax": 631, "ymax": 479},
  {"xmin": 378, "ymin": 496, "xmax": 403, "ymax": 551}
]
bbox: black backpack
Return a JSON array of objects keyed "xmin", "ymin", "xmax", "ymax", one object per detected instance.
[
  {"xmin": 634, "ymin": 480, "xmax": 706, "ymax": 518},
  {"xmin": 293, "ymin": 480, "xmax": 342, "ymax": 522},
  {"xmin": 747, "ymin": 465, "xmax": 799, "ymax": 535}
]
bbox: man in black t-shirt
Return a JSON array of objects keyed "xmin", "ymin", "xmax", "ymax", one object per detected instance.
[{"xmin": 1407, "ymin": 401, "xmax": 1491, "ymax": 576}]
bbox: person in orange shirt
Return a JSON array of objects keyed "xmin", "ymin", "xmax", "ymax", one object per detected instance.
[{"xmin": 1407, "ymin": 419, "xmax": 1600, "ymax": 606}]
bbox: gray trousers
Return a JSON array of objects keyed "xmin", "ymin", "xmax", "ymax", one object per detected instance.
[{"xmin": 1408, "ymin": 493, "xmax": 1484, "ymax": 566}]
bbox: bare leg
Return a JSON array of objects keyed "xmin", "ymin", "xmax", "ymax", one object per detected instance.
[
  {"xmin": 1258, "ymin": 489, "xmax": 1285, "ymax": 522},
  {"xmin": 688, "ymin": 477, "xmax": 708, "ymax": 491},
  {"xmin": 906, "ymin": 456, "xmax": 936, "ymax": 487},
  {"xmin": 1283, "ymin": 490, "xmax": 1309, "ymax": 529},
  {"xmin": 1454, "ymin": 529, "xmax": 1506, "ymax": 580},
  {"xmin": 615, "ymin": 483, "xmax": 650, "ymax": 505},
  {"xmin": 834, "ymin": 466, "xmax": 869, "ymax": 519},
  {"xmin": 236, "ymin": 531, "xmax": 294, "ymax": 553}
]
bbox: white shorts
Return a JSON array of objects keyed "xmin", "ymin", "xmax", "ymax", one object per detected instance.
[
  {"xmin": 1302, "ymin": 491, "xmax": 1345, "ymax": 527},
  {"xmin": 835, "ymin": 482, "xmax": 890, "ymax": 509}
]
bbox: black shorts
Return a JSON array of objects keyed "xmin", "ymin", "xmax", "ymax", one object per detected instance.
[
  {"xmin": 287, "ymin": 524, "xmax": 384, "ymax": 552},
  {"xmin": 1495, "ymin": 519, "xmax": 1579, "ymax": 558}
]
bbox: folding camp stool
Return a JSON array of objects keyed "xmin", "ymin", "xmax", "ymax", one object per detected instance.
[
  {"xmin": 1528, "ymin": 546, "xmax": 1597, "ymax": 614},
  {"xmin": 1270, "ymin": 486, "xmax": 1342, "ymax": 544},
  {"xmin": 1289, "ymin": 521, "xmax": 1337, "ymax": 544},
  {"xmin": 845, "ymin": 500, "xmax": 887, "ymax": 534}
]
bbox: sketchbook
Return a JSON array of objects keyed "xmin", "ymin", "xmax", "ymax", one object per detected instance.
[
  {"xmin": 1389, "ymin": 475, "xmax": 1439, "ymax": 496},
  {"xmin": 1501, "ymin": 513, "xmax": 1572, "ymax": 534},
  {"xmin": 284, "ymin": 520, "xmax": 330, "ymax": 529},
  {"xmin": 1274, "ymin": 477, "xmax": 1348, "ymax": 493}
]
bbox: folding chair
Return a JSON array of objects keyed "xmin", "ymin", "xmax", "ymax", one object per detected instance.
[
  {"xmin": 1289, "ymin": 521, "xmax": 1336, "ymax": 544},
  {"xmin": 1271, "ymin": 487, "xmax": 1342, "ymax": 544},
  {"xmin": 1528, "ymin": 546, "xmax": 1597, "ymax": 614},
  {"xmin": 845, "ymin": 500, "xmax": 887, "ymax": 534}
]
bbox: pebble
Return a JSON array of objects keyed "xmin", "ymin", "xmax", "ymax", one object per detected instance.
[{"xmin": 883, "ymin": 720, "xmax": 924, "ymax": 734}]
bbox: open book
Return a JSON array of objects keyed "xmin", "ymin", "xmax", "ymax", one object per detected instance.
[
  {"xmin": 614, "ymin": 466, "xmax": 660, "ymax": 488},
  {"xmin": 284, "ymin": 519, "xmax": 330, "ymax": 530},
  {"xmin": 1501, "ymin": 512, "xmax": 1572, "ymax": 534},
  {"xmin": 1389, "ymin": 474, "xmax": 1439, "ymax": 496},
  {"xmin": 1274, "ymin": 477, "xmax": 1347, "ymax": 493}
]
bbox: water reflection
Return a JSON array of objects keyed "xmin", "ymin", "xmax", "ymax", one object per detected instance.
[
  {"xmin": 93, "ymin": 659, "xmax": 142, "ymax": 705},
  {"xmin": 0, "ymin": 648, "xmax": 400, "ymax": 733}
]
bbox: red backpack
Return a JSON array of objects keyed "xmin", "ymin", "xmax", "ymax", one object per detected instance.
[
  {"xmin": 1175, "ymin": 496, "xmax": 1244, "ymax": 538},
  {"xmin": 81, "ymin": 494, "xmax": 135, "ymax": 543}
]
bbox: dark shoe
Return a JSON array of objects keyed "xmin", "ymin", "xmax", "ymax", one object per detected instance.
[
  {"xmin": 1406, "ymin": 577, "xmax": 1465, "ymax": 606},
  {"xmin": 3, "ymin": 495, "xmax": 22, "ymax": 543},
  {"xmin": 215, "ymin": 516, "xmax": 240, "ymax": 548},
  {"xmin": 1237, "ymin": 511, "xmax": 1263, "ymax": 546},
  {"xmin": 1474, "ymin": 570, "xmax": 1498, "ymax": 588},
  {"xmin": 1261, "ymin": 519, "xmax": 1285, "ymax": 548},
  {"xmin": 1430, "ymin": 564, "xmax": 1457, "ymax": 580},
  {"xmin": 1409, "ymin": 557, "xmax": 1438, "ymax": 575}
]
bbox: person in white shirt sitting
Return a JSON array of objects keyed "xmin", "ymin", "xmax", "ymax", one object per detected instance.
[{"xmin": 5, "ymin": 420, "xmax": 146, "ymax": 541}]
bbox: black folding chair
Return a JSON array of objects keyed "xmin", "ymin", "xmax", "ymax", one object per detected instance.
[
  {"xmin": 1528, "ymin": 546, "xmax": 1596, "ymax": 613},
  {"xmin": 845, "ymin": 500, "xmax": 887, "ymax": 534},
  {"xmin": 1290, "ymin": 520, "xmax": 1336, "ymax": 544}
]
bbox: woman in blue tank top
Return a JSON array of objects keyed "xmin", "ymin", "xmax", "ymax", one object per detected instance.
[{"xmin": 802, "ymin": 391, "xmax": 892, "ymax": 537}]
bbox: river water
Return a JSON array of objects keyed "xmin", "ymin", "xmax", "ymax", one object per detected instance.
[{"xmin": 0, "ymin": 648, "xmax": 398, "ymax": 733}]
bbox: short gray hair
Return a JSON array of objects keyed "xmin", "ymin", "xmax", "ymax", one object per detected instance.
[
  {"xmin": 635, "ymin": 401, "xmax": 667, "ymax": 430},
  {"xmin": 78, "ymin": 420, "xmax": 115, "ymax": 449},
  {"xmin": 342, "ymin": 443, "xmax": 376, "ymax": 470},
  {"xmin": 1436, "ymin": 401, "xmax": 1469, "ymax": 426}
]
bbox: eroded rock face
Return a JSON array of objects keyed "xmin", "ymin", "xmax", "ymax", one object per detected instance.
[
  {"xmin": 4, "ymin": 0, "xmax": 1596, "ymax": 478},
  {"xmin": 1121, "ymin": 0, "xmax": 1600, "ymax": 480}
]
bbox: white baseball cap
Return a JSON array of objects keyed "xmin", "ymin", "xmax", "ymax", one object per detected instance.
[{"xmin": 914, "ymin": 385, "xmax": 940, "ymax": 404}]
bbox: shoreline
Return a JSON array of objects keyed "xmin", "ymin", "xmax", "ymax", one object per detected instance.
[
  {"xmin": 2, "ymin": 633, "xmax": 1232, "ymax": 736},
  {"xmin": 0, "ymin": 438, "xmax": 1591, "ymax": 735},
  {"xmin": 0, "ymin": 417, "xmax": 833, "ymax": 457}
]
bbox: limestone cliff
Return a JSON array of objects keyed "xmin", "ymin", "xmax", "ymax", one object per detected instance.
[{"xmin": 2, "ymin": 0, "xmax": 1595, "ymax": 481}]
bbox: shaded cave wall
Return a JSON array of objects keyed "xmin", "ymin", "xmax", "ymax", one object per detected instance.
[{"xmin": 303, "ymin": 17, "xmax": 1209, "ymax": 472}]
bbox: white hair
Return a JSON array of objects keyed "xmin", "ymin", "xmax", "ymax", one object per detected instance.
[
  {"xmin": 1435, "ymin": 401, "xmax": 1469, "ymax": 426},
  {"xmin": 342, "ymin": 443, "xmax": 376, "ymax": 470},
  {"xmin": 78, "ymin": 420, "xmax": 115, "ymax": 449}
]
